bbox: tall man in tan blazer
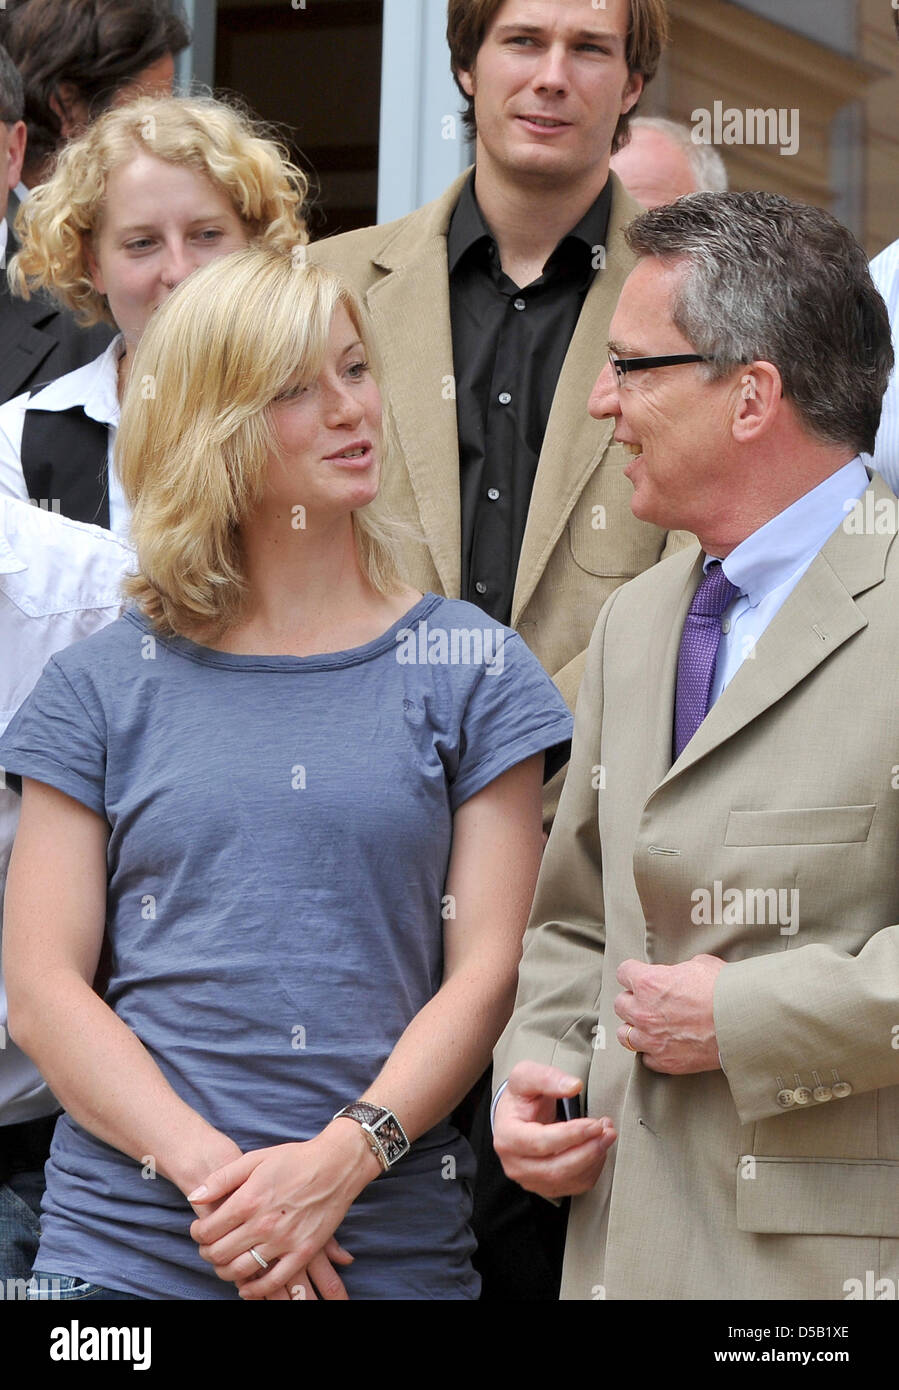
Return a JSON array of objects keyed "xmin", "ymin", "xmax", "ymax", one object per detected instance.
[
  {"xmin": 494, "ymin": 192, "xmax": 899, "ymax": 1300},
  {"xmin": 308, "ymin": 0, "xmax": 680, "ymax": 718}
]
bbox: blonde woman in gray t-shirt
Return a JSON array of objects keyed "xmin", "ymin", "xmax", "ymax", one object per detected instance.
[{"xmin": 1, "ymin": 248, "xmax": 575, "ymax": 1301}]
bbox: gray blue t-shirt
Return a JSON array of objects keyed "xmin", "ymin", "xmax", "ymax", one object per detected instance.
[{"xmin": 0, "ymin": 593, "xmax": 572, "ymax": 1299}]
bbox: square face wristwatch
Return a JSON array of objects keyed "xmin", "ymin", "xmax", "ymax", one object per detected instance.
[{"xmin": 333, "ymin": 1101, "xmax": 411, "ymax": 1170}]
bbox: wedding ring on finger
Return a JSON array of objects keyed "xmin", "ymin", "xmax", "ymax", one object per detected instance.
[
  {"xmin": 624, "ymin": 1025, "xmax": 638, "ymax": 1053},
  {"xmin": 248, "ymin": 1247, "xmax": 270, "ymax": 1271}
]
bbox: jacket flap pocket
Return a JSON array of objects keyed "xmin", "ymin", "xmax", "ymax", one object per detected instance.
[
  {"xmin": 567, "ymin": 459, "xmax": 666, "ymax": 577},
  {"xmin": 725, "ymin": 805, "xmax": 875, "ymax": 847},
  {"xmin": 737, "ymin": 1157, "xmax": 899, "ymax": 1236}
]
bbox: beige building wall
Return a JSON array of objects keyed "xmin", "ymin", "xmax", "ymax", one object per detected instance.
[
  {"xmin": 642, "ymin": 0, "xmax": 898, "ymax": 256},
  {"xmin": 861, "ymin": 0, "xmax": 899, "ymax": 255},
  {"xmin": 207, "ymin": 0, "xmax": 898, "ymax": 253}
]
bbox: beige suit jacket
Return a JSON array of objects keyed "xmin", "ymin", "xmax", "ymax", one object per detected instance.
[
  {"xmin": 308, "ymin": 171, "xmax": 689, "ymax": 713},
  {"xmin": 494, "ymin": 471, "xmax": 899, "ymax": 1300}
]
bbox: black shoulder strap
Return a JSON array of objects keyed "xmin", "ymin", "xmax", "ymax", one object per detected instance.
[{"xmin": 20, "ymin": 406, "xmax": 110, "ymax": 529}]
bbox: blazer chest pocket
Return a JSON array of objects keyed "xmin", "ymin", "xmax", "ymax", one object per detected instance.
[
  {"xmin": 737, "ymin": 1157, "xmax": 899, "ymax": 1237},
  {"xmin": 567, "ymin": 459, "xmax": 666, "ymax": 577},
  {"xmin": 724, "ymin": 805, "xmax": 875, "ymax": 847}
]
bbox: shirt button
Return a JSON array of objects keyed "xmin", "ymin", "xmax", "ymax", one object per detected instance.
[
  {"xmin": 721, "ymin": 618, "xmax": 731, "ymax": 634},
  {"xmin": 487, "ymin": 488, "xmax": 500, "ymax": 501},
  {"xmin": 513, "ymin": 298, "xmax": 526, "ymax": 311},
  {"xmin": 498, "ymin": 391, "xmax": 512, "ymax": 405},
  {"xmin": 475, "ymin": 582, "xmax": 487, "ymax": 595}
]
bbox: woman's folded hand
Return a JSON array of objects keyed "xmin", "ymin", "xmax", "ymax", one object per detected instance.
[{"xmin": 187, "ymin": 1122, "xmax": 382, "ymax": 1300}]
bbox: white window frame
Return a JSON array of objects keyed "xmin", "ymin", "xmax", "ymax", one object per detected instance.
[{"xmin": 377, "ymin": 0, "xmax": 471, "ymax": 222}]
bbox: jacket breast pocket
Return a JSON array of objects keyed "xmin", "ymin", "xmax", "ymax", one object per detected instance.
[
  {"xmin": 567, "ymin": 459, "xmax": 666, "ymax": 577},
  {"xmin": 737, "ymin": 1157, "xmax": 899, "ymax": 1236},
  {"xmin": 724, "ymin": 805, "xmax": 876, "ymax": 847}
]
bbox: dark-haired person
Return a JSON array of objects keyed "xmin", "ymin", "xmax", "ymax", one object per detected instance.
[
  {"xmin": 0, "ymin": 0, "xmax": 188, "ymax": 200},
  {"xmin": 493, "ymin": 191, "xmax": 898, "ymax": 1300},
  {"xmin": 309, "ymin": 0, "xmax": 683, "ymax": 725},
  {"xmin": 309, "ymin": 0, "xmax": 683, "ymax": 1299},
  {"xmin": 0, "ymin": 42, "xmax": 112, "ymax": 405}
]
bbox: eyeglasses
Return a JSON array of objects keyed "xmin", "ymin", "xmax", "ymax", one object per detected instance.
[{"xmin": 608, "ymin": 351, "xmax": 711, "ymax": 384}]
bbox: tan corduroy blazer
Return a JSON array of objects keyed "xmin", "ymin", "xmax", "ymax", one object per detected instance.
[
  {"xmin": 308, "ymin": 171, "xmax": 690, "ymax": 713},
  {"xmin": 494, "ymin": 471, "xmax": 899, "ymax": 1300}
]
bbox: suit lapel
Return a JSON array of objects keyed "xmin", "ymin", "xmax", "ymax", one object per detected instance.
[
  {"xmin": 364, "ymin": 174, "xmax": 471, "ymax": 598},
  {"xmin": 512, "ymin": 175, "xmax": 643, "ymax": 625},
  {"xmin": 655, "ymin": 475, "xmax": 897, "ymax": 789},
  {"xmin": 0, "ymin": 236, "xmax": 59, "ymax": 401},
  {"xmin": 359, "ymin": 171, "xmax": 642, "ymax": 606},
  {"xmin": 0, "ymin": 309, "xmax": 58, "ymax": 402}
]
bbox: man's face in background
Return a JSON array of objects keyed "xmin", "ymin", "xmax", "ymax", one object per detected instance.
[{"xmin": 456, "ymin": 0, "xmax": 642, "ymax": 192}]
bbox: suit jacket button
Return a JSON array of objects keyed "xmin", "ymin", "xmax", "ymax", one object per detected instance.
[
  {"xmin": 793, "ymin": 1086, "xmax": 812, "ymax": 1105},
  {"xmin": 812, "ymin": 1085, "xmax": 832, "ymax": 1102},
  {"xmin": 776, "ymin": 1089, "xmax": 795, "ymax": 1108},
  {"xmin": 832, "ymin": 1081, "xmax": 853, "ymax": 1098}
]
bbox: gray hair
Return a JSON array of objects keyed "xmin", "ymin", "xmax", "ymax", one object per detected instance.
[
  {"xmin": 0, "ymin": 43, "xmax": 23, "ymax": 123},
  {"xmin": 628, "ymin": 116, "xmax": 728, "ymax": 193},
  {"xmin": 625, "ymin": 191, "xmax": 894, "ymax": 457}
]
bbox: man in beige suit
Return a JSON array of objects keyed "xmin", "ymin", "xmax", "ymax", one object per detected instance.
[
  {"xmin": 309, "ymin": 0, "xmax": 681, "ymax": 717},
  {"xmin": 494, "ymin": 191, "xmax": 899, "ymax": 1300}
]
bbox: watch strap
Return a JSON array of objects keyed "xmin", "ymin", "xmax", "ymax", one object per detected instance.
[{"xmin": 333, "ymin": 1101, "xmax": 410, "ymax": 1170}]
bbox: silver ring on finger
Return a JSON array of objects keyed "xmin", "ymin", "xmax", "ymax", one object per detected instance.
[{"xmin": 248, "ymin": 1246, "xmax": 270, "ymax": 1270}]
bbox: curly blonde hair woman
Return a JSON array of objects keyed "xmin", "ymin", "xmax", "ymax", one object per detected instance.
[{"xmin": 0, "ymin": 95, "xmax": 307, "ymax": 535}]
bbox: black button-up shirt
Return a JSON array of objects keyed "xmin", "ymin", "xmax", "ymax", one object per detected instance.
[{"xmin": 448, "ymin": 173, "xmax": 612, "ymax": 625}]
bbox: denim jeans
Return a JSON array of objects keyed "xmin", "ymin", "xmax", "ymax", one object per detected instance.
[
  {"xmin": 0, "ymin": 1166, "xmax": 44, "ymax": 1285},
  {"xmin": 27, "ymin": 1270, "xmax": 146, "ymax": 1300}
]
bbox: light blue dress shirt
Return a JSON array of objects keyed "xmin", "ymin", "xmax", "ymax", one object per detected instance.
[{"xmin": 708, "ymin": 458, "xmax": 870, "ymax": 702}]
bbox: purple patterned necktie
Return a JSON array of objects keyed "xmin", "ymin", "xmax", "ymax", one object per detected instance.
[{"xmin": 673, "ymin": 561, "xmax": 740, "ymax": 761}]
